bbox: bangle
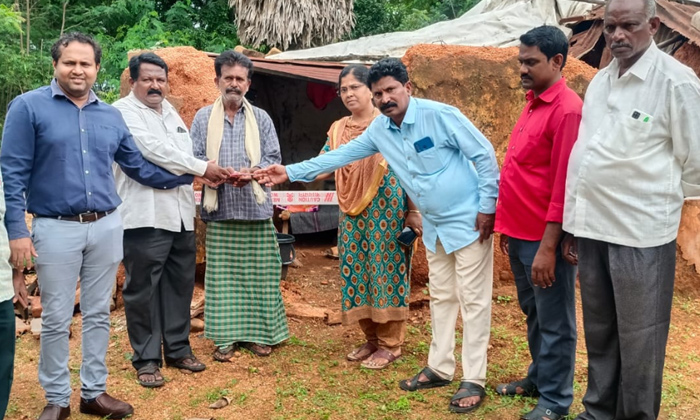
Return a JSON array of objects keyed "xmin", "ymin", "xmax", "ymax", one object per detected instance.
[{"xmin": 408, "ymin": 210, "xmax": 421, "ymax": 214}]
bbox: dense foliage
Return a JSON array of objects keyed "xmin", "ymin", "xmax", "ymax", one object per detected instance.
[{"xmin": 0, "ymin": 0, "xmax": 478, "ymax": 128}]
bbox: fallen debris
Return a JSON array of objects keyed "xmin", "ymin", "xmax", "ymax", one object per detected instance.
[{"xmin": 208, "ymin": 396, "xmax": 231, "ymax": 409}]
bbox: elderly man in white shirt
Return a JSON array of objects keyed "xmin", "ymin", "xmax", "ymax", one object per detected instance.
[
  {"xmin": 113, "ymin": 52, "xmax": 230, "ymax": 388},
  {"xmin": 562, "ymin": 0, "xmax": 700, "ymax": 419}
]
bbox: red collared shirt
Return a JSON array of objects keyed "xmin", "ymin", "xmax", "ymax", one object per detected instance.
[{"xmin": 495, "ymin": 78, "xmax": 582, "ymax": 241}]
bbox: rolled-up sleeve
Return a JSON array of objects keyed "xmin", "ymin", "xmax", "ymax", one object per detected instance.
[
  {"xmin": 442, "ymin": 108, "xmax": 500, "ymax": 214},
  {"xmin": 1, "ymin": 98, "xmax": 34, "ymax": 239}
]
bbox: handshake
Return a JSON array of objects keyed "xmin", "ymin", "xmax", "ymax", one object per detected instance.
[{"xmin": 195, "ymin": 160, "xmax": 261, "ymax": 189}]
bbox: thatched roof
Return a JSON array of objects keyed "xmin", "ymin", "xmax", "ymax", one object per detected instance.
[{"xmin": 229, "ymin": 0, "xmax": 354, "ymax": 50}]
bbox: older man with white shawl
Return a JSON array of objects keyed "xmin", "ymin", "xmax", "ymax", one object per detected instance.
[{"xmin": 191, "ymin": 50, "xmax": 287, "ymax": 360}]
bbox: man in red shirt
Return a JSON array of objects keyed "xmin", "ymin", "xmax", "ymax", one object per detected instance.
[{"xmin": 494, "ymin": 25, "xmax": 582, "ymax": 420}]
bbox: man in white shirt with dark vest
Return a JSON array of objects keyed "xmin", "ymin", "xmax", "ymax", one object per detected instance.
[
  {"xmin": 113, "ymin": 52, "xmax": 229, "ymax": 388},
  {"xmin": 562, "ymin": 0, "xmax": 700, "ymax": 418}
]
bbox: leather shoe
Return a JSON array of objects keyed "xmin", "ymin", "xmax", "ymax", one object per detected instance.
[
  {"xmin": 37, "ymin": 404, "xmax": 70, "ymax": 420},
  {"xmin": 79, "ymin": 393, "xmax": 133, "ymax": 419}
]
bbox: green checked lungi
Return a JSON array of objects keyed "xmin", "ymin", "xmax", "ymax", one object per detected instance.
[{"xmin": 204, "ymin": 219, "xmax": 289, "ymax": 347}]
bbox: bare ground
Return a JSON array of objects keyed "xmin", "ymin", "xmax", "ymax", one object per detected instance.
[{"xmin": 6, "ymin": 235, "xmax": 700, "ymax": 420}]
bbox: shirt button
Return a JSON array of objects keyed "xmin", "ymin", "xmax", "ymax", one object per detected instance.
[
  {"xmin": 81, "ymin": 129, "xmax": 85, "ymax": 132},
  {"xmin": 85, "ymin": 170, "xmax": 89, "ymax": 174},
  {"xmin": 88, "ymin": 192, "xmax": 92, "ymax": 196},
  {"xmin": 407, "ymin": 157, "xmax": 411, "ymax": 161}
]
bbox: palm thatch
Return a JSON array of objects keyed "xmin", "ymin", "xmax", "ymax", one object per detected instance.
[{"xmin": 229, "ymin": 0, "xmax": 354, "ymax": 50}]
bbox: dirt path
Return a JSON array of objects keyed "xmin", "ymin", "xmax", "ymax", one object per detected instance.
[{"xmin": 6, "ymin": 240, "xmax": 700, "ymax": 420}]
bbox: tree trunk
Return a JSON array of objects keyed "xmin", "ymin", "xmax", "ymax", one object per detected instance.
[
  {"xmin": 60, "ymin": 1, "xmax": 68, "ymax": 37},
  {"xmin": 25, "ymin": 0, "xmax": 30, "ymax": 54}
]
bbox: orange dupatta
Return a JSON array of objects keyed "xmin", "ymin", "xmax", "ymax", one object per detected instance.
[{"xmin": 328, "ymin": 110, "xmax": 386, "ymax": 216}]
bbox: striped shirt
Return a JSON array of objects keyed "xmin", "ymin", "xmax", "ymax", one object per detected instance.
[{"xmin": 191, "ymin": 104, "xmax": 281, "ymax": 222}]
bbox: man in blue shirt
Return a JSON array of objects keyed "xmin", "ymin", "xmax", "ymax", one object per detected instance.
[
  {"xmin": 0, "ymin": 32, "xmax": 193, "ymax": 420},
  {"xmin": 256, "ymin": 58, "xmax": 499, "ymax": 414}
]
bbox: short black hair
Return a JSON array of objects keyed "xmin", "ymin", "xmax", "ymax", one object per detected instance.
[
  {"xmin": 51, "ymin": 32, "xmax": 102, "ymax": 65},
  {"xmin": 214, "ymin": 50, "xmax": 254, "ymax": 79},
  {"xmin": 338, "ymin": 64, "xmax": 369, "ymax": 86},
  {"xmin": 367, "ymin": 58, "xmax": 409, "ymax": 89},
  {"xmin": 129, "ymin": 52, "xmax": 168, "ymax": 81},
  {"xmin": 519, "ymin": 25, "xmax": 569, "ymax": 70}
]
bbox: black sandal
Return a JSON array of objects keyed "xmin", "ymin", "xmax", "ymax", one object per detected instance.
[
  {"xmin": 240, "ymin": 342, "xmax": 272, "ymax": 357},
  {"xmin": 495, "ymin": 377, "xmax": 539, "ymax": 397},
  {"xmin": 137, "ymin": 363, "xmax": 165, "ymax": 388},
  {"xmin": 448, "ymin": 381, "xmax": 485, "ymax": 414},
  {"xmin": 398, "ymin": 367, "xmax": 451, "ymax": 391}
]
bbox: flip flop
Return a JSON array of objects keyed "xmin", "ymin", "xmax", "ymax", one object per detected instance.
[
  {"xmin": 448, "ymin": 381, "xmax": 485, "ymax": 414},
  {"xmin": 360, "ymin": 348, "xmax": 400, "ymax": 370},
  {"xmin": 346, "ymin": 342, "xmax": 377, "ymax": 362},
  {"xmin": 399, "ymin": 367, "xmax": 452, "ymax": 391},
  {"xmin": 137, "ymin": 363, "xmax": 164, "ymax": 388}
]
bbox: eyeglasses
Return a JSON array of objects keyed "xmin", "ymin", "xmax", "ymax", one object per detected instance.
[{"xmin": 337, "ymin": 84, "xmax": 366, "ymax": 96}]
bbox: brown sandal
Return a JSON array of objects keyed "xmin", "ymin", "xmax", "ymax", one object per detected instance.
[
  {"xmin": 346, "ymin": 342, "xmax": 377, "ymax": 362},
  {"xmin": 240, "ymin": 342, "xmax": 272, "ymax": 357},
  {"xmin": 137, "ymin": 363, "xmax": 165, "ymax": 388},
  {"xmin": 213, "ymin": 345, "xmax": 236, "ymax": 362},
  {"xmin": 361, "ymin": 348, "xmax": 401, "ymax": 370}
]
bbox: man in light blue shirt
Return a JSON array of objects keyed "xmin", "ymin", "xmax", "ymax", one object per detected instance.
[{"xmin": 256, "ymin": 58, "xmax": 499, "ymax": 414}]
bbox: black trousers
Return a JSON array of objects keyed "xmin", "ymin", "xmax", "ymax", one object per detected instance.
[
  {"xmin": 122, "ymin": 227, "xmax": 196, "ymax": 370},
  {"xmin": 0, "ymin": 299, "xmax": 14, "ymax": 418},
  {"xmin": 576, "ymin": 238, "xmax": 676, "ymax": 420}
]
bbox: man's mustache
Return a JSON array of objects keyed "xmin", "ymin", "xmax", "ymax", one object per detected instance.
[
  {"xmin": 380, "ymin": 102, "xmax": 397, "ymax": 112},
  {"xmin": 611, "ymin": 42, "xmax": 632, "ymax": 50},
  {"xmin": 226, "ymin": 87, "xmax": 242, "ymax": 95},
  {"xmin": 147, "ymin": 89, "xmax": 162, "ymax": 96},
  {"xmin": 521, "ymin": 75, "xmax": 532, "ymax": 81}
]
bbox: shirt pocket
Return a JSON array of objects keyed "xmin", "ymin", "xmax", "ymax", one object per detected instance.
[
  {"xmin": 416, "ymin": 147, "xmax": 446, "ymax": 175},
  {"xmin": 604, "ymin": 115, "xmax": 653, "ymax": 155},
  {"xmin": 513, "ymin": 132, "xmax": 550, "ymax": 167}
]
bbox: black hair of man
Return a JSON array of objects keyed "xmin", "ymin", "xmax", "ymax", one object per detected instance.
[
  {"xmin": 519, "ymin": 25, "xmax": 569, "ymax": 70},
  {"xmin": 338, "ymin": 64, "xmax": 370, "ymax": 86},
  {"xmin": 129, "ymin": 52, "xmax": 169, "ymax": 81},
  {"xmin": 50, "ymin": 32, "xmax": 102, "ymax": 65},
  {"xmin": 214, "ymin": 50, "xmax": 254, "ymax": 79},
  {"xmin": 367, "ymin": 58, "xmax": 409, "ymax": 89}
]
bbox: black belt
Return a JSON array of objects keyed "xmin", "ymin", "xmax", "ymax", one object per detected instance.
[{"xmin": 35, "ymin": 209, "xmax": 116, "ymax": 223}]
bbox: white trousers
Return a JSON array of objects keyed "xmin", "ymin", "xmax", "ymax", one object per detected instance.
[{"xmin": 426, "ymin": 237, "xmax": 493, "ymax": 386}]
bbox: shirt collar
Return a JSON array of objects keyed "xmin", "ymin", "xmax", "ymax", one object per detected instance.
[
  {"xmin": 526, "ymin": 77, "xmax": 567, "ymax": 104},
  {"xmin": 385, "ymin": 97, "xmax": 417, "ymax": 129},
  {"xmin": 605, "ymin": 41, "xmax": 658, "ymax": 81},
  {"xmin": 50, "ymin": 78, "xmax": 99, "ymax": 104},
  {"xmin": 125, "ymin": 91, "xmax": 174, "ymax": 114}
]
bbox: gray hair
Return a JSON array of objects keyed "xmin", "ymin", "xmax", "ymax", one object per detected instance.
[{"xmin": 605, "ymin": 0, "xmax": 656, "ymax": 19}]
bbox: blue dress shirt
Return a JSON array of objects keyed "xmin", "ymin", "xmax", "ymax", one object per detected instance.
[
  {"xmin": 287, "ymin": 97, "xmax": 500, "ymax": 254},
  {"xmin": 1, "ymin": 80, "xmax": 193, "ymax": 240}
]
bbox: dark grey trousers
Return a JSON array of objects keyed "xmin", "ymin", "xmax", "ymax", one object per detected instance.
[
  {"xmin": 122, "ymin": 227, "xmax": 196, "ymax": 370},
  {"xmin": 509, "ymin": 237, "xmax": 577, "ymax": 415},
  {"xmin": 576, "ymin": 238, "xmax": 676, "ymax": 420}
]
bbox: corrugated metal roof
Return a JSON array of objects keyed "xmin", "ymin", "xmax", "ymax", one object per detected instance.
[
  {"xmin": 206, "ymin": 52, "xmax": 349, "ymax": 85},
  {"xmin": 584, "ymin": 0, "xmax": 700, "ymax": 45}
]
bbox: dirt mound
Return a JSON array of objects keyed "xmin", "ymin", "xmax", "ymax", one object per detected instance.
[
  {"xmin": 403, "ymin": 44, "xmax": 596, "ymax": 287},
  {"xmin": 673, "ymin": 42, "xmax": 700, "ymax": 78},
  {"xmin": 119, "ymin": 46, "xmax": 220, "ymax": 127}
]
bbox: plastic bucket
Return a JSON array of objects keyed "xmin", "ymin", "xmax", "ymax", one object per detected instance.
[{"xmin": 276, "ymin": 233, "xmax": 296, "ymax": 265}]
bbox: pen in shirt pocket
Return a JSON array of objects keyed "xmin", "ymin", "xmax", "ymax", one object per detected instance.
[{"xmin": 177, "ymin": 126, "xmax": 187, "ymax": 133}]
